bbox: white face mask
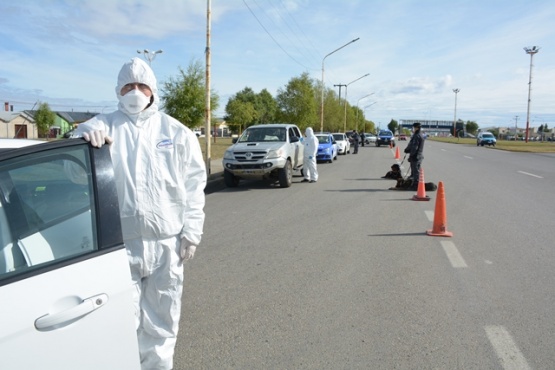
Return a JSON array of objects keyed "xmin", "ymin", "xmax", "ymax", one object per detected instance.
[{"xmin": 119, "ymin": 89, "xmax": 150, "ymax": 114}]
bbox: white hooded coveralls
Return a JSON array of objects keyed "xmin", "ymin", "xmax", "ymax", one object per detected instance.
[
  {"xmin": 74, "ymin": 58, "xmax": 206, "ymax": 370},
  {"xmin": 303, "ymin": 127, "xmax": 319, "ymax": 181}
]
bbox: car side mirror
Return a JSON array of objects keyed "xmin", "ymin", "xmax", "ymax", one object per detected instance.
[{"xmin": 232, "ymin": 138, "xmax": 238, "ymax": 144}]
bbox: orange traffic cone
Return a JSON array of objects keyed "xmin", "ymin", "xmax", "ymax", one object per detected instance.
[
  {"xmin": 394, "ymin": 146, "xmax": 400, "ymax": 159},
  {"xmin": 426, "ymin": 181, "xmax": 453, "ymax": 237},
  {"xmin": 412, "ymin": 168, "xmax": 430, "ymax": 201}
]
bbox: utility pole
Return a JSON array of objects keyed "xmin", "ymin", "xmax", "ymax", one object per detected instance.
[
  {"xmin": 204, "ymin": 0, "xmax": 212, "ymax": 174},
  {"xmin": 334, "ymin": 84, "xmax": 346, "ymax": 105},
  {"xmin": 452, "ymin": 88, "xmax": 460, "ymax": 138},
  {"xmin": 514, "ymin": 115, "xmax": 519, "ymax": 140},
  {"xmin": 320, "ymin": 38, "xmax": 360, "ymax": 133},
  {"xmin": 524, "ymin": 46, "xmax": 540, "ymax": 143}
]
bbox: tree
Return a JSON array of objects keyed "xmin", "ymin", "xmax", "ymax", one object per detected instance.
[
  {"xmin": 225, "ymin": 96, "xmax": 256, "ymax": 133},
  {"xmin": 275, "ymin": 72, "xmax": 318, "ymax": 130},
  {"xmin": 387, "ymin": 119, "xmax": 398, "ymax": 134},
  {"xmin": 465, "ymin": 120, "xmax": 479, "ymax": 135},
  {"xmin": 255, "ymin": 89, "xmax": 278, "ymax": 124},
  {"xmin": 160, "ymin": 59, "xmax": 219, "ymax": 128},
  {"xmin": 34, "ymin": 102, "xmax": 55, "ymax": 138}
]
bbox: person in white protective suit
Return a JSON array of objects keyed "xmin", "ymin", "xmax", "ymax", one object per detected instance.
[
  {"xmin": 72, "ymin": 57, "xmax": 206, "ymax": 370},
  {"xmin": 302, "ymin": 127, "xmax": 319, "ymax": 183}
]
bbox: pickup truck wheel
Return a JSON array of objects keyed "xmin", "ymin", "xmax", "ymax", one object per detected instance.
[
  {"xmin": 278, "ymin": 160, "xmax": 292, "ymax": 187},
  {"xmin": 224, "ymin": 170, "xmax": 239, "ymax": 187}
]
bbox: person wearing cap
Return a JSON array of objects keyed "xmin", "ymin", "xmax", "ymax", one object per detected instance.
[
  {"xmin": 404, "ymin": 122, "xmax": 425, "ymax": 188},
  {"xmin": 72, "ymin": 57, "xmax": 206, "ymax": 369}
]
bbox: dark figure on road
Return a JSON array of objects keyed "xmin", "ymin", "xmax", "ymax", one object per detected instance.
[
  {"xmin": 404, "ymin": 122, "xmax": 425, "ymax": 188},
  {"xmin": 351, "ymin": 130, "xmax": 360, "ymax": 154}
]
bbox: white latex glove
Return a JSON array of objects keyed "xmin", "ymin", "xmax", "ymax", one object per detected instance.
[
  {"xmin": 82, "ymin": 130, "xmax": 113, "ymax": 148},
  {"xmin": 180, "ymin": 239, "xmax": 197, "ymax": 261}
]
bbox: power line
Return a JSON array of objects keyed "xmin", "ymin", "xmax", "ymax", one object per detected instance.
[{"xmin": 242, "ymin": 0, "xmax": 313, "ymax": 70}]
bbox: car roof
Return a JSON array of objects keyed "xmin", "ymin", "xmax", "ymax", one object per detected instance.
[
  {"xmin": 0, "ymin": 138, "xmax": 45, "ymax": 150},
  {"xmin": 247, "ymin": 123, "xmax": 297, "ymax": 129}
]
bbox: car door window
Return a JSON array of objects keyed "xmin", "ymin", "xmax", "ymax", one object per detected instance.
[{"xmin": 0, "ymin": 145, "xmax": 96, "ymax": 278}]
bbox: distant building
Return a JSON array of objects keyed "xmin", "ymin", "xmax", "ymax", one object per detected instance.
[
  {"xmin": 0, "ymin": 111, "xmax": 37, "ymax": 139},
  {"xmin": 399, "ymin": 119, "xmax": 458, "ymax": 136}
]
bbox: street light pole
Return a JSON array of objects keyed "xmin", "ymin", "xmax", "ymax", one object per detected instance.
[
  {"xmin": 452, "ymin": 88, "xmax": 460, "ymax": 138},
  {"xmin": 362, "ymin": 102, "xmax": 377, "ymax": 131},
  {"xmin": 137, "ymin": 49, "xmax": 163, "ymax": 65},
  {"xmin": 524, "ymin": 46, "xmax": 540, "ymax": 143},
  {"xmin": 343, "ymin": 73, "xmax": 370, "ymax": 133},
  {"xmin": 320, "ymin": 38, "xmax": 360, "ymax": 133},
  {"xmin": 355, "ymin": 93, "xmax": 374, "ymax": 129}
]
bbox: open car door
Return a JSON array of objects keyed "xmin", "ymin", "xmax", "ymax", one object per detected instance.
[{"xmin": 0, "ymin": 140, "xmax": 140, "ymax": 370}]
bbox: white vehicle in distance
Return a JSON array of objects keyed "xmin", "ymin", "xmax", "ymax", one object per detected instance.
[
  {"xmin": 332, "ymin": 133, "xmax": 350, "ymax": 155},
  {"xmin": 0, "ymin": 139, "xmax": 140, "ymax": 369},
  {"xmin": 222, "ymin": 123, "xmax": 304, "ymax": 188}
]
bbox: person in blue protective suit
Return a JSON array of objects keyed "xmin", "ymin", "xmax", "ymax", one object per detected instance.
[
  {"xmin": 72, "ymin": 57, "xmax": 206, "ymax": 370},
  {"xmin": 302, "ymin": 127, "xmax": 319, "ymax": 183}
]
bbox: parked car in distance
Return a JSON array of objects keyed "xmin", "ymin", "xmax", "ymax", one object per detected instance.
[
  {"xmin": 316, "ymin": 133, "xmax": 338, "ymax": 163},
  {"xmin": 376, "ymin": 130, "xmax": 395, "ymax": 147},
  {"xmin": 0, "ymin": 139, "xmax": 141, "ymax": 369},
  {"xmin": 222, "ymin": 123, "xmax": 304, "ymax": 188},
  {"xmin": 332, "ymin": 133, "xmax": 350, "ymax": 155},
  {"xmin": 364, "ymin": 133, "xmax": 377, "ymax": 144},
  {"xmin": 477, "ymin": 132, "xmax": 497, "ymax": 146},
  {"xmin": 398, "ymin": 134, "xmax": 407, "ymax": 141}
]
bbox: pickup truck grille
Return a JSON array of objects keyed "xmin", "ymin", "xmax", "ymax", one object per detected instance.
[{"xmin": 233, "ymin": 150, "xmax": 267, "ymax": 162}]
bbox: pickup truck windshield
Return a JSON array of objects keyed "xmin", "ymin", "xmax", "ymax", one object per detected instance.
[{"xmin": 238, "ymin": 128, "xmax": 286, "ymax": 143}]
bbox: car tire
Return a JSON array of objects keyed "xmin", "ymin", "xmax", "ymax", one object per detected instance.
[
  {"xmin": 224, "ymin": 170, "xmax": 239, "ymax": 187},
  {"xmin": 278, "ymin": 160, "xmax": 292, "ymax": 188}
]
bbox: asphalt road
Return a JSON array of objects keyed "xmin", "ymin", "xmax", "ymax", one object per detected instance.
[{"xmin": 174, "ymin": 141, "xmax": 555, "ymax": 369}]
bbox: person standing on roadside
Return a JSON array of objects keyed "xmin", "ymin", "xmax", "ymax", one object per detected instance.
[
  {"xmin": 72, "ymin": 57, "xmax": 206, "ymax": 370},
  {"xmin": 351, "ymin": 130, "xmax": 360, "ymax": 154},
  {"xmin": 302, "ymin": 127, "xmax": 319, "ymax": 183},
  {"xmin": 404, "ymin": 122, "xmax": 425, "ymax": 188}
]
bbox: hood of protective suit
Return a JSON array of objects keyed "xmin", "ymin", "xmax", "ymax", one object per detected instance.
[
  {"xmin": 305, "ymin": 127, "xmax": 314, "ymax": 137},
  {"xmin": 115, "ymin": 57, "xmax": 160, "ymax": 117}
]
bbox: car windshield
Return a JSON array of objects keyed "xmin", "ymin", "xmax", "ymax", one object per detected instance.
[
  {"xmin": 482, "ymin": 133, "xmax": 494, "ymax": 138},
  {"xmin": 316, "ymin": 135, "xmax": 330, "ymax": 144},
  {"xmin": 238, "ymin": 127, "xmax": 286, "ymax": 142},
  {"xmin": 379, "ymin": 131, "xmax": 392, "ymax": 136},
  {"xmin": 332, "ymin": 134, "xmax": 344, "ymax": 141}
]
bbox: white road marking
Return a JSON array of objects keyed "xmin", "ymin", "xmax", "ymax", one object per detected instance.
[
  {"xmin": 440, "ymin": 241, "xmax": 467, "ymax": 268},
  {"xmin": 425, "ymin": 210, "xmax": 434, "ymax": 222},
  {"xmin": 518, "ymin": 171, "xmax": 543, "ymax": 179},
  {"xmin": 464, "ymin": 155, "xmax": 473, "ymax": 159},
  {"xmin": 485, "ymin": 325, "xmax": 532, "ymax": 370}
]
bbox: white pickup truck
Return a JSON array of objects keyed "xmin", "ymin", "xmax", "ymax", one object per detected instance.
[{"xmin": 222, "ymin": 123, "xmax": 304, "ymax": 188}]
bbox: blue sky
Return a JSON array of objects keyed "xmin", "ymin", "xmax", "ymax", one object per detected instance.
[{"xmin": 1, "ymin": 0, "xmax": 554, "ymax": 130}]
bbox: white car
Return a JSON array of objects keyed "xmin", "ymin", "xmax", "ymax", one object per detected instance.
[
  {"xmin": 0, "ymin": 139, "xmax": 140, "ymax": 369},
  {"xmin": 332, "ymin": 133, "xmax": 350, "ymax": 155},
  {"xmin": 364, "ymin": 133, "xmax": 377, "ymax": 144}
]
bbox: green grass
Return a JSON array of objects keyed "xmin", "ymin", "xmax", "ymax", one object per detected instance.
[
  {"xmin": 198, "ymin": 137, "xmax": 234, "ymax": 159},
  {"xmin": 428, "ymin": 137, "xmax": 555, "ymax": 153}
]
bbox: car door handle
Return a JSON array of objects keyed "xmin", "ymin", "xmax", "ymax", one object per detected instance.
[{"xmin": 35, "ymin": 293, "xmax": 108, "ymax": 330}]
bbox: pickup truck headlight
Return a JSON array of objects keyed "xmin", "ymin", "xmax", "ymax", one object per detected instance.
[
  {"xmin": 267, "ymin": 148, "xmax": 284, "ymax": 159},
  {"xmin": 223, "ymin": 150, "xmax": 234, "ymax": 160}
]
